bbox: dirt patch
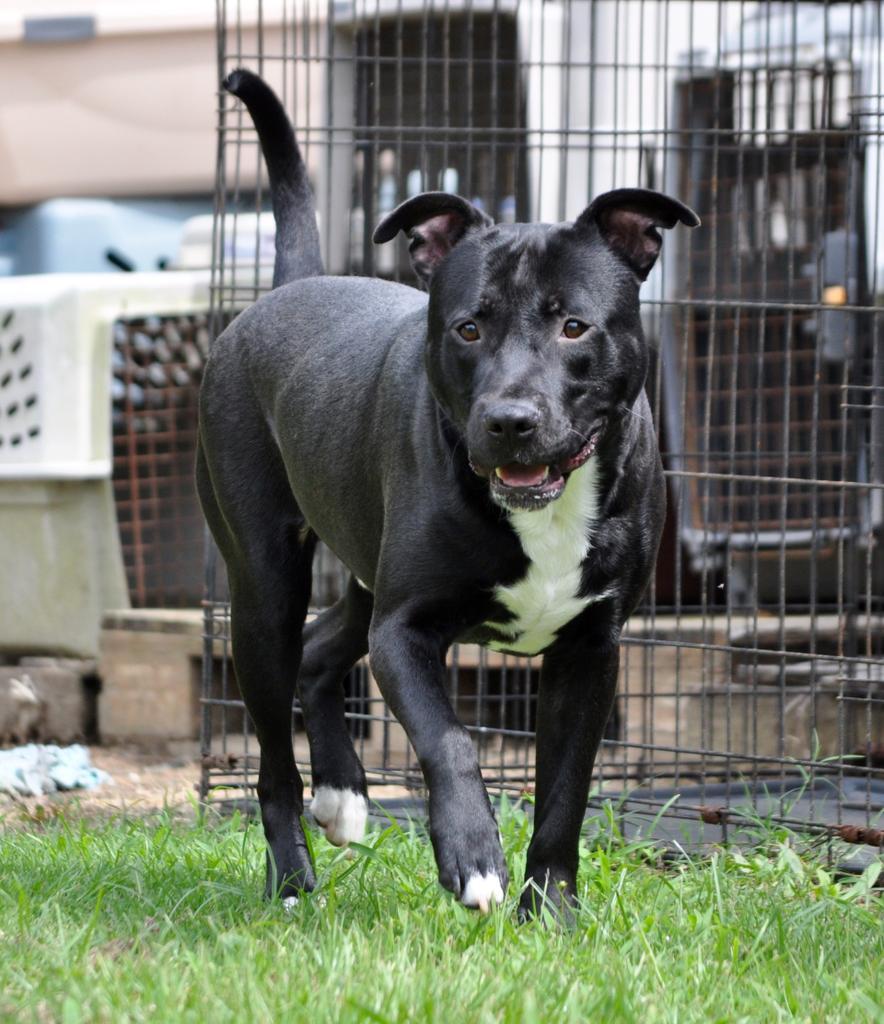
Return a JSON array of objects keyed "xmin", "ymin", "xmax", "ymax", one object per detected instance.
[
  {"xmin": 0, "ymin": 744, "xmax": 201, "ymax": 826},
  {"xmin": 0, "ymin": 744, "xmax": 417, "ymax": 827}
]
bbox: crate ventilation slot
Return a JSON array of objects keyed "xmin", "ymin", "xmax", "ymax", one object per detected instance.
[{"xmin": 0, "ymin": 312, "xmax": 39, "ymax": 451}]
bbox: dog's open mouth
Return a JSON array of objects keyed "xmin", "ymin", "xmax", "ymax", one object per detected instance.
[
  {"xmin": 481, "ymin": 433, "xmax": 599, "ymax": 509},
  {"xmin": 493, "ymin": 462, "xmax": 565, "ymax": 502}
]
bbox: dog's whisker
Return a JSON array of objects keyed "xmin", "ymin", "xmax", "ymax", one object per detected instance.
[
  {"xmin": 623, "ymin": 405, "xmax": 652, "ymax": 425},
  {"xmin": 566, "ymin": 426, "xmax": 593, "ymax": 445}
]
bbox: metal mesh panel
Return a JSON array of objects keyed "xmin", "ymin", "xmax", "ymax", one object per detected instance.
[
  {"xmin": 202, "ymin": 1, "xmax": 883, "ymax": 850},
  {"xmin": 112, "ymin": 314, "xmax": 209, "ymax": 607}
]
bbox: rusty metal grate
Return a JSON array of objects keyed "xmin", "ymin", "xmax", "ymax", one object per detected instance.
[
  {"xmin": 112, "ymin": 314, "xmax": 209, "ymax": 607},
  {"xmin": 681, "ymin": 311, "xmax": 852, "ymax": 533},
  {"xmin": 663, "ymin": 62, "xmax": 874, "ymax": 569}
]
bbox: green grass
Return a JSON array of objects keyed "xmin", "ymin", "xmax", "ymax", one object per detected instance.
[{"xmin": 0, "ymin": 798, "xmax": 881, "ymax": 1024}]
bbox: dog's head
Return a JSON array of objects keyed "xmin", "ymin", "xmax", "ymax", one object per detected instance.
[{"xmin": 374, "ymin": 189, "xmax": 698, "ymax": 511}]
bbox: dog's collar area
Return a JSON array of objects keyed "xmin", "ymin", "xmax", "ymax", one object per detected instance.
[{"xmin": 469, "ymin": 433, "xmax": 600, "ymax": 510}]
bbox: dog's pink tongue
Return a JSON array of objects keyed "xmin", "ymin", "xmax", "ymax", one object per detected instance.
[{"xmin": 495, "ymin": 463, "xmax": 548, "ymax": 487}]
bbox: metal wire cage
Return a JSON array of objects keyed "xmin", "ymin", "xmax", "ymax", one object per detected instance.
[
  {"xmin": 201, "ymin": 0, "xmax": 883, "ymax": 858},
  {"xmin": 112, "ymin": 313, "xmax": 210, "ymax": 608}
]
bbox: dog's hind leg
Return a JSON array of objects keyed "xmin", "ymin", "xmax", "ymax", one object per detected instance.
[
  {"xmin": 228, "ymin": 533, "xmax": 317, "ymax": 902},
  {"xmin": 197, "ymin": 440, "xmax": 317, "ymax": 903},
  {"xmin": 298, "ymin": 576, "xmax": 373, "ymax": 847}
]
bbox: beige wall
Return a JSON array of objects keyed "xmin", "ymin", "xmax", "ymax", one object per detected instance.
[{"xmin": 0, "ymin": 4, "xmax": 293, "ymax": 203}]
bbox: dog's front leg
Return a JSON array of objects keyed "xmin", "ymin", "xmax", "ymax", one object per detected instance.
[
  {"xmin": 369, "ymin": 615, "xmax": 508, "ymax": 910},
  {"xmin": 519, "ymin": 621, "xmax": 620, "ymax": 921}
]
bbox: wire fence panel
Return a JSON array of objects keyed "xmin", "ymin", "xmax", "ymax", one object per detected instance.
[
  {"xmin": 202, "ymin": 0, "xmax": 883, "ymax": 855},
  {"xmin": 112, "ymin": 314, "xmax": 210, "ymax": 608}
]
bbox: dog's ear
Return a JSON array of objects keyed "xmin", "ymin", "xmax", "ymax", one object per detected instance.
[
  {"xmin": 576, "ymin": 188, "xmax": 700, "ymax": 281},
  {"xmin": 373, "ymin": 192, "xmax": 493, "ymax": 282}
]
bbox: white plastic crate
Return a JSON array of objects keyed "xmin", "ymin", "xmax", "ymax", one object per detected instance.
[{"xmin": 0, "ymin": 272, "xmax": 211, "ymax": 479}]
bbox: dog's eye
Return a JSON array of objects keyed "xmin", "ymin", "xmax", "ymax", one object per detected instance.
[
  {"xmin": 457, "ymin": 322, "xmax": 481, "ymax": 342},
  {"xmin": 561, "ymin": 319, "xmax": 590, "ymax": 341}
]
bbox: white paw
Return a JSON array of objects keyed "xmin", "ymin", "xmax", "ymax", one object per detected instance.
[
  {"xmin": 310, "ymin": 787, "xmax": 368, "ymax": 847},
  {"xmin": 461, "ymin": 872, "xmax": 505, "ymax": 913},
  {"xmin": 282, "ymin": 896, "xmax": 298, "ymax": 913}
]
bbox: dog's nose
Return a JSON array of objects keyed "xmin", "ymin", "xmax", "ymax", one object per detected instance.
[{"xmin": 483, "ymin": 402, "xmax": 541, "ymax": 443}]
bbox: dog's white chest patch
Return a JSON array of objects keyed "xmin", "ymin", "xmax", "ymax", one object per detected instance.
[{"xmin": 484, "ymin": 460, "xmax": 611, "ymax": 656}]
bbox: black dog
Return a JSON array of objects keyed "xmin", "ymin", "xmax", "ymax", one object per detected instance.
[{"xmin": 198, "ymin": 69, "xmax": 699, "ymax": 916}]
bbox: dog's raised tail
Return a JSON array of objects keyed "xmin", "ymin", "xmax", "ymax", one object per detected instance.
[{"xmin": 223, "ymin": 68, "xmax": 323, "ymax": 287}]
